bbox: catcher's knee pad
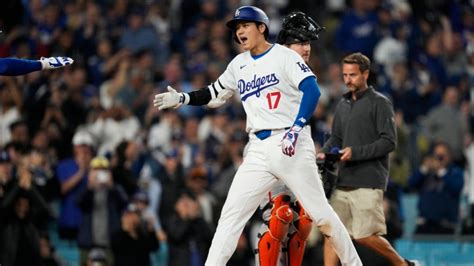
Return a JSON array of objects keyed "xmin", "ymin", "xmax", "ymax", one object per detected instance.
[
  {"xmin": 257, "ymin": 194, "xmax": 293, "ymax": 266},
  {"xmin": 287, "ymin": 201, "xmax": 312, "ymax": 266}
]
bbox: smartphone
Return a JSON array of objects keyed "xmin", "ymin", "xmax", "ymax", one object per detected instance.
[{"xmin": 96, "ymin": 170, "xmax": 110, "ymax": 183}]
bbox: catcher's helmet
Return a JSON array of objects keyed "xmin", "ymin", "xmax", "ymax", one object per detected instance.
[
  {"xmin": 226, "ymin": 6, "xmax": 269, "ymax": 30},
  {"xmin": 277, "ymin": 11, "xmax": 325, "ymax": 45}
]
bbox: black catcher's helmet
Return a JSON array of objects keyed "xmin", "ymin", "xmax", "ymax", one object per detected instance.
[{"xmin": 277, "ymin": 11, "xmax": 325, "ymax": 45}]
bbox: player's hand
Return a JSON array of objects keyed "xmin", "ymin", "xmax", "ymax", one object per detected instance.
[
  {"xmin": 40, "ymin": 57, "xmax": 74, "ymax": 69},
  {"xmin": 281, "ymin": 125, "xmax": 302, "ymax": 157},
  {"xmin": 153, "ymin": 86, "xmax": 183, "ymax": 110}
]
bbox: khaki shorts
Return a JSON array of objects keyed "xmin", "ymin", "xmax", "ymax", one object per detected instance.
[{"xmin": 329, "ymin": 188, "xmax": 386, "ymax": 239}]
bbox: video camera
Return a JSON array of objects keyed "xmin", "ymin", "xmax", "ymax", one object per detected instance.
[{"xmin": 317, "ymin": 148, "xmax": 342, "ymax": 199}]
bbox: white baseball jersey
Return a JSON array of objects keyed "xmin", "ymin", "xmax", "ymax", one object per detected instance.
[
  {"xmin": 216, "ymin": 44, "xmax": 315, "ymax": 133},
  {"xmin": 205, "ymin": 44, "xmax": 362, "ymax": 266}
]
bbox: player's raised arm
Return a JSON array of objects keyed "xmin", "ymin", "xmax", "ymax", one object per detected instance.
[
  {"xmin": 0, "ymin": 57, "xmax": 74, "ymax": 76},
  {"xmin": 153, "ymin": 78, "xmax": 234, "ymax": 110}
]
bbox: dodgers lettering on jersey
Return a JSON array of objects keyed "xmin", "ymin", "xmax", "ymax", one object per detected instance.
[
  {"xmin": 239, "ymin": 74, "xmax": 280, "ymax": 101},
  {"xmin": 217, "ymin": 44, "xmax": 315, "ymax": 133}
]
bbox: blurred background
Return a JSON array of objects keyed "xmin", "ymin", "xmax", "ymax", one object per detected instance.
[{"xmin": 0, "ymin": 0, "xmax": 473, "ymax": 265}]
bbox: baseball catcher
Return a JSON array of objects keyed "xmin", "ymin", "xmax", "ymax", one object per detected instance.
[{"xmin": 255, "ymin": 11, "xmax": 325, "ymax": 266}]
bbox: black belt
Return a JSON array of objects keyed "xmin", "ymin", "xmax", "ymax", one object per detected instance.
[{"xmin": 255, "ymin": 127, "xmax": 290, "ymax": 140}]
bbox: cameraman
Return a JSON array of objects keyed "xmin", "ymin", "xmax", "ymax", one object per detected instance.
[
  {"xmin": 318, "ymin": 53, "xmax": 417, "ymax": 266},
  {"xmin": 408, "ymin": 142, "xmax": 464, "ymax": 234}
]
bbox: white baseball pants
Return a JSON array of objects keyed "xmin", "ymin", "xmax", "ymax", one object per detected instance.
[{"xmin": 205, "ymin": 127, "xmax": 361, "ymax": 266}]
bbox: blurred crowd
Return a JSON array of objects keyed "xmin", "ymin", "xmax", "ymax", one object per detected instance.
[{"xmin": 0, "ymin": 0, "xmax": 473, "ymax": 265}]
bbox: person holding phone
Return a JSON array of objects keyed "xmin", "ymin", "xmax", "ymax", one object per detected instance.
[{"xmin": 77, "ymin": 156, "xmax": 128, "ymax": 266}]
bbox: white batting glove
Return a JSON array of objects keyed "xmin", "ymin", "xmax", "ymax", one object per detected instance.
[
  {"xmin": 153, "ymin": 86, "xmax": 184, "ymax": 110},
  {"xmin": 281, "ymin": 125, "xmax": 302, "ymax": 157},
  {"xmin": 40, "ymin": 57, "xmax": 74, "ymax": 69}
]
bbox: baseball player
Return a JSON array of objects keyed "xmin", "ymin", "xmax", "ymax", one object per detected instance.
[
  {"xmin": 153, "ymin": 6, "xmax": 362, "ymax": 266},
  {"xmin": 0, "ymin": 57, "xmax": 73, "ymax": 76},
  {"xmin": 255, "ymin": 11, "xmax": 325, "ymax": 266}
]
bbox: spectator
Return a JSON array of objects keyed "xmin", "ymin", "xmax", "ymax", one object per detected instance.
[
  {"xmin": 164, "ymin": 191, "xmax": 213, "ymax": 266},
  {"xmin": 157, "ymin": 148, "xmax": 186, "ymax": 221},
  {"xmin": 77, "ymin": 156, "xmax": 128, "ymax": 265},
  {"xmin": 334, "ymin": 0, "xmax": 380, "ymax": 57},
  {"xmin": 28, "ymin": 148, "xmax": 60, "ymax": 204},
  {"xmin": 0, "ymin": 149, "xmax": 14, "ymax": 201},
  {"xmin": 9, "ymin": 119, "xmax": 30, "ymax": 149},
  {"xmin": 0, "ymin": 78, "xmax": 22, "ymax": 146},
  {"xmin": 111, "ymin": 140, "xmax": 140, "ymax": 197},
  {"xmin": 111, "ymin": 203, "xmax": 159, "ymax": 266},
  {"xmin": 0, "ymin": 157, "xmax": 51, "ymax": 266},
  {"xmin": 55, "ymin": 130, "xmax": 94, "ymax": 241},
  {"xmin": 119, "ymin": 6, "xmax": 167, "ymax": 67},
  {"xmin": 409, "ymin": 141, "xmax": 464, "ymax": 234},
  {"xmin": 132, "ymin": 190, "xmax": 164, "ymax": 240},
  {"xmin": 87, "ymin": 106, "xmax": 141, "ymax": 156},
  {"xmin": 185, "ymin": 166, "xmax": 218, "ymax": 226},
  {"xmin": 422, "ymin": 86, "xmax": 469, "ymax": 165}
]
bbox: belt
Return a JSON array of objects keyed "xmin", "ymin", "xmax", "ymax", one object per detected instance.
[{"xmin": 255, "ymin": 127, "xmax": 290, "ymax": 140}]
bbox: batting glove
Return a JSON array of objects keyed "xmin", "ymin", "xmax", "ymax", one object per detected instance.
[
  {"xmin": 153, "ymin": 86, "xmax": 185, "ymax": 110},
  {"xmin": 281, "ymin": 125, "xmax": 302, "ymax": 157},
  {"xmin": 40, "ymin": 57, "xmax": 74, "ymax": 69}
]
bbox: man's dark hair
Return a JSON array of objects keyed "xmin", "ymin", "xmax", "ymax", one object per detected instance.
[{"xmin": 342, "ymin": 53, "xmax": 371, "ymax": 72}]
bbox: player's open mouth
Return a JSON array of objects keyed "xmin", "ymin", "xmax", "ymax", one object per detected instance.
[{"xmin": 240, "ymin": 37, "xmax": 248, "ymax": 44}]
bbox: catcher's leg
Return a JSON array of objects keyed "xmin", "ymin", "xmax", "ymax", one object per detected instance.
[
  {"xmin": 287, "ymin": 201, "xmax": 312, "ymax": 266},
  {"xmin": 257, "ymin": 194, "xmax": 294, "ymax": 266}
]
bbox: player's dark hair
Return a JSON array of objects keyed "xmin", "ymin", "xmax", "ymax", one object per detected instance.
[
  {"xmin": 259, "ymin": 22, "xmax": 269, "ymax": 40},
  {"xmin": 342, "ymin": 53, "xmax": 371, "ymax": 73}
]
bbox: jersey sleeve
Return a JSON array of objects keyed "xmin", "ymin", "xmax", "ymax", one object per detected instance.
[{"xmin": 282, "ymin": 49, "xmax": 316, "ymax": 90}]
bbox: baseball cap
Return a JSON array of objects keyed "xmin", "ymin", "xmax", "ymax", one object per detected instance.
[
  {"xmin": 72, "ymin": 130, "xmax": 95, "ymax": 146},
  {"xmin": 0, "ymin": 149, "xmax": 10, "ymax": 163},
  {"xmin": 88, "ymin": 248, "xmax": 107, "ymax": 262},
  {"xmin": 133, "ymin": 191, "xmax": 149, "ymax": 203},
  {"xmin": 90, "ymin": 156, "xmax": 110, "ymax": 169}
]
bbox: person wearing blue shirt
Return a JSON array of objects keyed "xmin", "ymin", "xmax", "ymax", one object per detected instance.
[{"xmin": 409, "ymin": 141, "xmax": 464, "ymax": 234}]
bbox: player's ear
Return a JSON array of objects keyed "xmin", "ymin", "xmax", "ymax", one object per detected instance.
[{"xmin": 257, "ymin": 23, "xmax": 266, "ymax": 34}]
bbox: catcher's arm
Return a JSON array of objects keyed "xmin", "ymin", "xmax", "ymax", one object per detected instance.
[{"xmin": 153, "ymin": 80, "xmax": 233, "ymax": 110}]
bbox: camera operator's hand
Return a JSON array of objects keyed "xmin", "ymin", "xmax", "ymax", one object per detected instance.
[
  {"xmin": 316, "ymin": 153, "xmax": 325, "ymax": 160},
  {"xmin": 339, "ymin": 147, "xmax": 352, "ymax": 161}
]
